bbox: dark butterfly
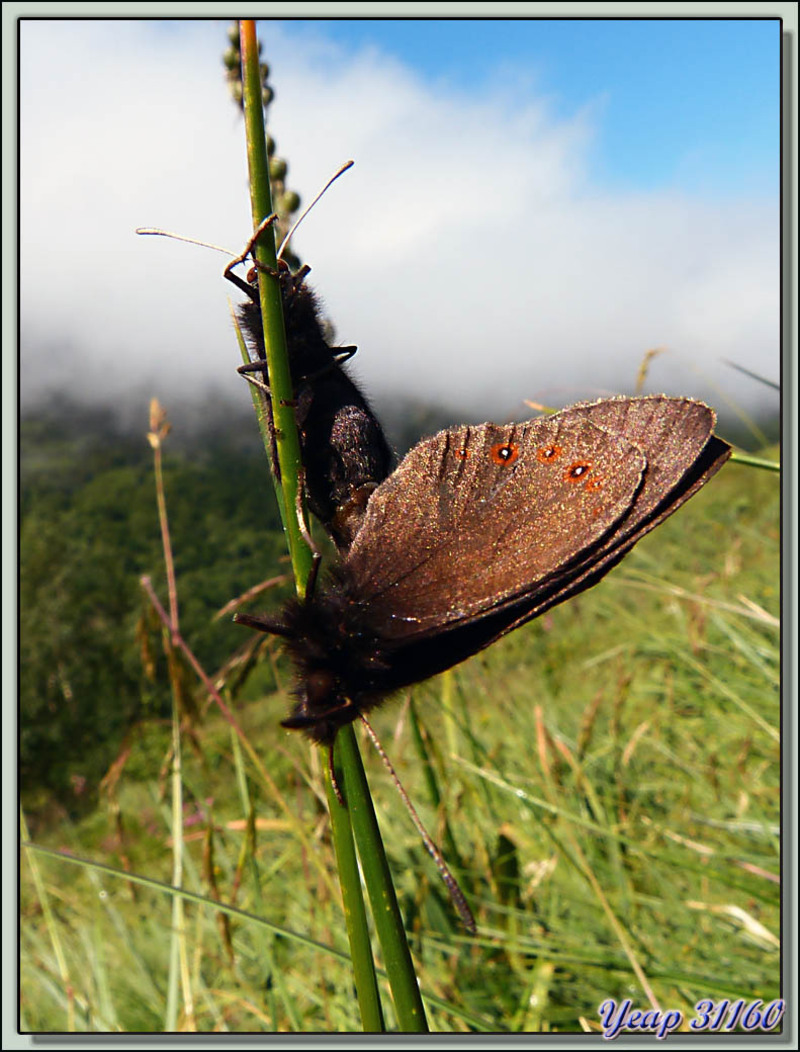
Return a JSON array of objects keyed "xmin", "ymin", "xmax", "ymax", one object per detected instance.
[
  {"xmin": 236, "ymin": 395, "xmax": 731, "ymax": 744},
  {"xmin": 227, "ymin": 261, "xmax": 394, "ymax": 550}
]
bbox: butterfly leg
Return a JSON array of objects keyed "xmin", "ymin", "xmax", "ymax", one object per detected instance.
[
  {"xmin": 360, "ymin": 714, "xmax": 477, "ymax": 934},
  {"xmin": 237, "ymin": 361, "xmax": 300, "ymax": 412},
  {"xmin": 294, "ymin": 346, "xmax": 359, "ymax": 386},
  {"xmin": 223, "ymin": 213, "xmax": 280, "ymax": 291},
  {"xmin": 237, "ymin": 363, "xmax": 272, "ymax": 397}
]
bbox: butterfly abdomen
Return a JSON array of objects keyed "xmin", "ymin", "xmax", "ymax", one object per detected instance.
[{"xmin": 278, "ymin": 574, "xmax": 395, "ymax": 742}]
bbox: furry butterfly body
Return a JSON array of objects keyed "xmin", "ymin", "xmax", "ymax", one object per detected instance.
[{"xmin": 233, "ymin": 264, "xmax": 394, "ymax": 550}]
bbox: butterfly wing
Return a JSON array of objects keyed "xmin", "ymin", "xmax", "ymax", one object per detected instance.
[
  {"xmin": 463, "ymin": 396, "xmax": 732, "ymax": 642},
  {"xmin": 567, "ymin": 396, "xmax": 728, "ymax": 532},
  {"xmin": 343, "ymin": 410, "xmax": 648, "ymax": 637},
  {"xmin": 341, "ymin": 397, "xmax": 729, "ymax": 672}
]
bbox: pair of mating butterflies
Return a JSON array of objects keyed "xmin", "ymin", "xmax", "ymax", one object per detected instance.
[{"xmin": 229, "ymin": 263, "xmax": 731, "ymax": 746}]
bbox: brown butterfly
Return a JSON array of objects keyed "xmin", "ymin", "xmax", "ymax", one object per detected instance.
[{"xmin": 236, "ymin": 395, "xmax": 731, "ymax": 743}]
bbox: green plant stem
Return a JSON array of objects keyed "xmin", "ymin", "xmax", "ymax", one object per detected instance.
[
  {"xmin": 729, "ymin": 450, "xmax": 780, "ymax": 472},
  {"xmin": 237, "ymin": 20, "xmax": 400, "ymax": 1033},
  {"xmin": 326, "ymin": 747, "xmax": 385, "ymax": 1031},
  {"xmin": 338, "ymin": 726, "xmax": 429, "ymax": 1032},
  {"xmin": 239, "ymin": 19, "xmax": 312, "ymax": 594},
  {"xmin": 229, "ymin": 303, "xmax": 283, "ymax": 532}
]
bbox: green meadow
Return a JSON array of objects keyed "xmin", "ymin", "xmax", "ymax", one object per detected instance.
[{"xmin": 19, "ymin": 404, "xmax": 780, "ymax": 1034}]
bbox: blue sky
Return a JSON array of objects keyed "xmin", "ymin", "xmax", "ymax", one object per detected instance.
[
  {"xmin": 272, "ymin": 17, "xmax": 779, "ymax": 195},
  {"xmin": 19, "ymin": 16, "xmax": 781, "ymax": 422}
]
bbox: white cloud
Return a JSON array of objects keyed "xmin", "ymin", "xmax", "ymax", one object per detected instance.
[{"xmin": 19, "ymin": 20, "xmax": 779, "ymax": 429}]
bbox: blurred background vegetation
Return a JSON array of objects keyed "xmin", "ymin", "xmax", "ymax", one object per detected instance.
[{"xmin": 19, "ymin": 394, "xmax": 781, "ymax": 1032}]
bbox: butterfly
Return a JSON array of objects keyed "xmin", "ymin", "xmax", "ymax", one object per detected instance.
[{"xmin": 235, "ymin": 394, "xmax": 731, "ymax": 743}]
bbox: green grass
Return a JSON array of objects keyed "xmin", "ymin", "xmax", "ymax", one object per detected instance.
[{"xmin": 20, "ymin": 450, "xmax": 780, "ymax": 1033}]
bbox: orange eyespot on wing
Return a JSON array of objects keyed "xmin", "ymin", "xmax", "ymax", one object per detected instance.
[
  {"xmin": 536, "ymin": 444, "xmax": 563, "ymax": 463},
  {"xmin": 565, "ymin": 461, "xmax": 592, "ymax": 482},
  {"xmin": 490, "ymin": 442, "xmax": 520, "ymax": 466}
]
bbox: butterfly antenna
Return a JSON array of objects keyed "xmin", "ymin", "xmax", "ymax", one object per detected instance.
[
  {"xmin": 359, "ymin": 713, "xmax": 477, "ymax": 935},
  {"xmin": 139, "ymin": 159, "xmax": 353, "ymax": 276},
  {"xmin": 135, "ymin": 227, "xmax": 238, "ymax": 257},
  {"xmin": 277, "ymin": 160, "xmax": 355, "ymax": 260},
  {"xmin": 136, "ymin": 221, "xmax": 281, "ymax": 294}
]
